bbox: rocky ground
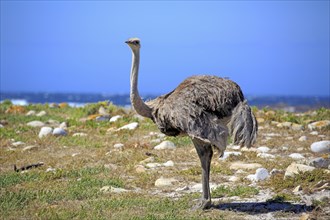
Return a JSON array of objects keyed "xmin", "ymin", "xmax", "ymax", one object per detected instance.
[{"xmin": 0, "ymin": 101, "xmax": 329, "ymax": 219}]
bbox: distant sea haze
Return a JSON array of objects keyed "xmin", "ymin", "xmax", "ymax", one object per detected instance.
[{"xmin": 0, "ymin": 92, "xmax": 329, "ymax": 112}]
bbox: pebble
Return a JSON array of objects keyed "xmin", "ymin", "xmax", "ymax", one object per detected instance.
[
  {"xmin": 310, "ymin": 140, "xmax": 330, "ymax": 153},
  {"xmin": 95, "ymin": 115, "xmax": 111, "ymax": 121},
  {"xmin": 292, "ymin": 185, "xmax": 302, "ymax": 193},
  {"xmin": 257, "ymin": 153, "xmax": 275, "ymax": 159},
  {"xmin": 27, "ymin": 120, "xmax": 45, "ymax": 127},
  {"xmin": 22, "ymin": 145, "xmax": 38, "ymax": 151},
  {"xmin": 310, "ymin": 131, "xmax": 318, "ymax": 135},
  {"xmin": 39, "ymin": 127, "xmax": 53, "ymax": 138},
  {"xmin": 228, "ymin": 176, "xmax": 240, "ymax": 182},
  {"xmin": 229, "ymin": 162, "xmax": 262, "ymax": 170},
  {"xmin": 257, "ymin": 146, "xmax": 270, "ymax": 153},
  {"xmin": 113, "ymin": 143, "xmax": 124, "ymax": 149},
  {"xmin": 154, "ymin": 177, "xmax": 178, "ymax": 187},
  {"xmin": 135, "ymin": 165, "xmax": 147, "ymax": 173},
  {"xmin": 298, "ymin": 136, "xmax": 307, "ymax": 142},
  {"xmin": 109, "ymin": 115, "xmax": 123, "ymax": 122},
  {"xmin": 59, "ymin": 122, "xmax": 67, "ymax": 129},
  {"xmin": 163, "ymin": 160, "xmax": 175, "ymax": 167},
  {"xmin": 26, "ymin": 110, "xmax": 36, "ymax": 116},
  {"xmin": 154, "ymin": 141, "xmax": 176, "ymax": 150},
  {"xmin": 277, "ymin": 122, "xmax": 292, "ymax": 128},
  {"xmin": 308, "ymin": 157, "xmax": 330, "ymax": 169},
  {"xmin": 289, "ymin": 153, "xmax": 305, "ymax": 160},
  {"xmin": 146, "ymin": 163, "xmax": 162, "ymax": 168},
  {"xmin": 0, "ymin": 124, "xmax": 3, "ymax": 128},
  {"xmin": 116, "ymin": 122, "xmax": 139, "ymax": 131},
  {"xmin": 46, "ymin": 167, "xmax": 56, "ymax": 173},
  {"xmin": 100, "ymin": 186, "xmax": 128, "ymax": 193},
  {"xmin": 308, "ymin": 120, "xmax": 330, "ymax": 130},
  {"xmin": 12, "ymin": 141, "xmax": 25, "ymax": 147},
  {"xmin": 73, "ymin": 132, "xmax": 87, "ymax": 137},
  {"xmin": 284, "ymin": 163, "xmax": 315, "ymax": 178},
  {"xmin": 246, "ymin": 168, "xmax": 269, "ymax": 182},
  {"xmin": 291, "ymin": 123, "xmax": 304, "ymax": 131},
  {"xmin": 270, "ymin": 169, "xmax": 284, "ymax": 176},
  {"xmin": 150, "ymin": 139, "xmax": 162, "ymax": 144},
  {"xmin": 52, "ymin": 128, "xmax": 67, "ymax": 136},
  {"xmin": 227, "ymin": 145, "xmax": 241, "ymax": 150},
  {"xmin": 220, "ymin": 151, "xmax": 242, "ymax": 160},
  {"xmin": 98, "ymin": 106, "xmax": 109, "ymax": 115},
  {"xmin": 36, "ymin": 110, "xmax": 47, "ymax": 117}
]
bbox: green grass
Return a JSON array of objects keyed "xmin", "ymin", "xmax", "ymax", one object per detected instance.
[
  {"xmin": 211, "ymin": 185, "xmax": 259, "ymax": 198},
  {"xmin": 1, "ymin": 101, "xmax": 329, "ymax": 219}
]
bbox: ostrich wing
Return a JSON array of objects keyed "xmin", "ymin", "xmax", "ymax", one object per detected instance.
[{"xmin": 150, "ymin": 75, "xmax": 244, "ymax": 150}]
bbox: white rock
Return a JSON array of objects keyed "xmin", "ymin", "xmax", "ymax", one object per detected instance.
[
  {"xmin": 227, "ymin": 145, "xmax": 241, "ymax": 150},
  {"xmin": 46, "ymin": 167, "xmax": 56, "ymax": 173},
  {"xmin": 22, "ymin": 145, "xmax": 38, "ymax": 151},
  {"xmin": 298, "ymin": 136, "xmax": 308, "ymax": 142},
  {"xmin": 113, "ymin": 143, "xmax": 124, "ymax": 149},
  {"xmin": 154, "ymin": 141, "xmax": 176, "ymax": 150},
  {"xmin": 308, "ymin": 157, "xmax": 330, "ymax": 168},
  {"xmin": 100, "ymin": 186, "xmax": 128, "ymax": 193},
  {"xmin": 150, "ymin": 139, "xmax": 162, "ymax": 144},
  {"xmin": 0, "ymin": 124, "xmax": 3, "ymax": 128},
  {"xmin": 154, "ymin": 177, "xmax": 178, "ymax": 187},
  {"xmin": 293, "ymin": 185, "xmax": 302, "ymax": 193},
  {"xmin": 73, "ymin": 132, "xmax": 87, "ymax": 137},
  {"xmin": 220, "ymin": 151, "xmax": 242, "ymax": 160},
  {"xmin": 291, "ymin": 123, "xmax": 304, "ymax": 131},
  {"xmin": 284, "ymin": 163, "xmax": 315, "ymax": 178},
  {"xmin": 310, "ymin": 141, "xmax": 330, "ymax": 153},
  {"xmin": 310, "ymin": 131, "xmax": 319, "ymax": 135},
  {"xmin": 257, "ymin": 146, "xmax": 270, "ymax": 153},
  {"xmin": 39, "ymin": 127, "xmax": 53, "ymax": 138},
  {"xmin": 27, "ymin": 120, "xmax": 45, "ymax": 127},
  {"xmin": 36, "ymin": 110, "xmax": 47, "ymax": 117},
  {"xmin": 257, "ymin": 153, "xmax": 275, "ymax": 159},
  {"xmin": 116, "ymin": 122, "xmax": 139, "ymax": 131},
  {"xmin": 109, "ymin": 115, "xmax": 123, "ymax": 122},
  {"xmin": 52, "ymin": 128, "xmax": 67, "ymax": 136},
  {"xmin": 308, "ymin": 120, "xmax": 330, "ymax": 130},
  {"xmin": 12, "ymin": 141, "xmax": 25, "ymax": 147},
  {"xmin": 246, "ymin": 168, "xmax": 269, "ymax": 182},
  {"xmin": 59, "ymin": 122, "xmax": 67, "ymax": 129},
  {"xmin": 163, "ymin": 160, "xmax": 175, "ymax": 167},
  {"xmin": 146, "ymin": 163, "xmax": 162, "ymax": 168},
  {"xmin": 228, "ymin": 176, "xmax": 240, "ymax": 182},
  {"xmin": 289, "ymin": 153, "xmax": 305, "ymax": 160},
  {"xmin": 26, "ymin": 110, "xmax": 36, "ymax": 116}
]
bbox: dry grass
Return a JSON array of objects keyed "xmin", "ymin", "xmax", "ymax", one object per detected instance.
[{"xmin": 1, "ymin": 101, "xmax": 329, "ymax": 219}]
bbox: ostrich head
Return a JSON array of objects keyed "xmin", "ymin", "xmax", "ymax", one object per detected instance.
[{"xmin": 125, "ymin": 38, "xmax": 141, "ymax": 51}]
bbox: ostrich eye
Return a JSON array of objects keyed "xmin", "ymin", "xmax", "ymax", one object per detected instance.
[{"xmin": 135, "ymin": 41, "xmax": 139, "ymax": 45}]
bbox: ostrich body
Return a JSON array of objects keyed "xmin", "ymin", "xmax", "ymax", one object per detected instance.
[{"xmin": 126, "ymin": 38, "xmax": 258, "ymax": 209}]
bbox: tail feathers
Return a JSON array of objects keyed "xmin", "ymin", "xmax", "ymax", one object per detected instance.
[{"xmin": 229, "ymin": 100, "xmax": 258, "ymax": 148}]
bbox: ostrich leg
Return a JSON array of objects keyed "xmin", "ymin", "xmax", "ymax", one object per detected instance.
[{"xmin": 192, "ymin": 138, "xmax": 213, "ymax": 210}]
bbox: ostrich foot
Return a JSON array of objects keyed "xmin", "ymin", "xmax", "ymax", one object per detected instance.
[{"xmin": 192, "ymin": 199, "xmax": 212, "ymax": 210}]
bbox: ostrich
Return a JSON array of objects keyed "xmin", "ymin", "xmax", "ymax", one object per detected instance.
[{"xmin": 125, "ymin": 38, "xmax": 258, "ymax": 209}]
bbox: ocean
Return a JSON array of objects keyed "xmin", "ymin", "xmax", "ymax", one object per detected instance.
[{"xmin": 1, "ymin": 92, "xmax": 329, "ymax": 112}]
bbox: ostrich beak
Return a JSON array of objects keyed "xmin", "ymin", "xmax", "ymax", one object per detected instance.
[{"xmin": 125, "ymin": 41, "xmax": 129, "ymax": 44}]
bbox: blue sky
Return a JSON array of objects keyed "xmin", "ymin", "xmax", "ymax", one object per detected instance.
[{"xmin": 1, "ymin": 1, "xmax": 329, "ymax": 96}]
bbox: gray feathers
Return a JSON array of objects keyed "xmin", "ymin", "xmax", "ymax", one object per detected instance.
[{"xmin": 147, "ymin": 75, "xmax": 257, "ymax": 150}]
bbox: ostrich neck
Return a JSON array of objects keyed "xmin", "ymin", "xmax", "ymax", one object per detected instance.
[{"xmin": 130, "ymin": 49, "xmax": 153, "ymax": 119}]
